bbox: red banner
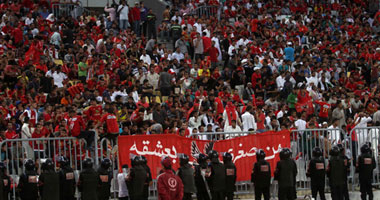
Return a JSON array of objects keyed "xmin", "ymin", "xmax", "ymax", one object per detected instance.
[{"xmin": 118, "ymin": 130, "xmax": 291, "ymax": 181}]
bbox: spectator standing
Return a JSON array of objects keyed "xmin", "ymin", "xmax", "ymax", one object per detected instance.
[
  {"xmin": 131, "ymin": 2, "xmax": 141, "ymax": 37},
  {"xmin": 146, "ymin": 9, "xmax": 157, "ymax": 39},
  {"xmin": 105, "ymin": 3, "xmax": 117, "ymax": 23}
]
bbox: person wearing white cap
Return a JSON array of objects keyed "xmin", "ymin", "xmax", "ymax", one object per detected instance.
[{"xmin": 284, "ymin": 41, "xmax": 295, "ymax": 62}]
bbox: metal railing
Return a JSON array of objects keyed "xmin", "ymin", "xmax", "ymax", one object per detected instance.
[
  {"xmin": 0, "ymin": 137, "xmax": 88, "ymax": 199},
  {"xmin": 52, "ymin": 2, "xmax": 90, "ymax": 18},
  {"xmin": 190, "ymin": 5, "xmax": 221, "ymax": 20}
]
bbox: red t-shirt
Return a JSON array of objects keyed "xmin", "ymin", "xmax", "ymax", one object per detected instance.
[
  {"xmin": 87, "ymin": 105, "xmax": 103, "ymax": 122},
  {"xmin": 68, "ymin": 115, "xmax": 85, "ymax": 137},
  {"xmin": 315, "ymin": 101, "xmax": 330, "ymax": 118},
  {"xmin": 208, "ymin": 47, "xmax": 219, "ymax": 62},
  {"xmin": 100, "ymin": 113, "xmax": 119, "ymax": 134}
]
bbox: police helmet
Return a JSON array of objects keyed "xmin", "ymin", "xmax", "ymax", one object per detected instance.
[
  {"xmin": 256, "ymin": 149, "xmax": 266, "ymax": 161},
  {"xmin": 179, "ymin": 154, "xmax": 189, "ymax": 166},
  {"xmin": 44, "ymin": 159, "xmax": 54, "ymax": 170},
  {"xmin": 280, "ymin": 148, "xmax": 291, "ymax": 160},
  {"xmin": 223, "ymin": 152, "xmax": 233, "ymax": 163},
  {"xmin": 312, "ymin": 147, "xmax": 322, "ymax": 158},
  {"xmin": 141, "ymin": 156, "xmax": 148, "ymax": 165},
  {"xmin": 337, "ymin": 143, "xmax": 344, "ymax": 154},
  {"xmin": 58, "ymin": 156, "xmax": 69, "ymax": 167},
  {"xmin": 83, "ymin": 158, "xmax": 93, "ymax": 169},
  {"xmin": 208, "ymin": 150, "xmax": 219, "ymax": 163},
  {"xmin": 24, "ymin": 159, "xmax": 35, "ymax": 171},
  {"xmin": 329, "ymin": 145, "xmax": 340, "ymax": 156},
  {"xmin": 101, "ymin": 158, "xmax": 111, "ymax": 170},
  {"xmin": 361, "ymin": 143, "xmax": 371, "ymax": 154},
  {"xmin": 197, "ymin": 154, "xmax": 208, "ymax": 164},
  {"xmin": 132, "ymin": 155, "xmax": 143, "ymax": 167}
]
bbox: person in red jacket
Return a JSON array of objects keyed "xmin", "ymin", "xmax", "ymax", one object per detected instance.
[
  {"xmin": 131, "ymin": 2, "xmax": 141, "ymax": 36},
  {"xmin": 157, "ymin": 157, "xmax": 184, "ymax": 200}
]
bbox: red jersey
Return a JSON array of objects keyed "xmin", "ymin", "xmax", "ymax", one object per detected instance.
[
  {"xmin": 5, "ymin": 129, "xmax": 18, "ymax": 140},
  {"xmin": 157, "ymin": 170, "xmax": 184, "ymax": 200},
  {"xmin": 68, "ymin": 115, "xmax": 85, "ymax": 137},
  {"xmin": 100, "ymin": 113, "xmax": 119, "ymax": 134},
  {"xmin": 315, "ymin": 101, "xmax": 330, "ymax": 118},
  {"xmin": 87, "ymin": 105, "xmax": 103, "ymax": 122}
]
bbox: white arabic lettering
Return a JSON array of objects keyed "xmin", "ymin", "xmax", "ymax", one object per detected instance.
[{"xmin": 129, "ymin": 141, "xmax": 178, "ymax": 159}]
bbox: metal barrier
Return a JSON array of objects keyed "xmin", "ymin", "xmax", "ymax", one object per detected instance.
[
  {"xmin": 0, "ymin": 137, "xmax": 88, "ymax": 199},
  {"xmin": 52, "ymin": 3, "xmax": 90, "ymax": 18},
  {"xmin": 349, "ymin": 126, "xmax": 380, "ymax": 190},
  {"xmin": 191, "ymin": 5, "xmax": 221, "ymax": 20}
]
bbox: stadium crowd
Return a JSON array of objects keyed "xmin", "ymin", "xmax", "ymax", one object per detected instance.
[{"xmin": 0, "ymin": 0, "xmax": 379, "ymax": 157}]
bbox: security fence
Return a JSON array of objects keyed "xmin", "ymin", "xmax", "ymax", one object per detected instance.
[
  {"xmin": 52, "ymin": 2, "xmax": 90, "ymax": 19},
  {"xmin": 191, "ymin": 5, "xmax": 221, "ymax": 20},
  {"xmin": 1, "ymin": 127, "xmax": 380, "ymax": 199}
]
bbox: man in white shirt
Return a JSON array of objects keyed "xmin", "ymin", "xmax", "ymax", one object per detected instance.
[
  {"xmin": 21, "ymin": 117, "xmax": 34, "ymax": 159},
  {"xmin": 328, "ymin": 119, "xmax": 341, "ymax": 145},
  {"xmin": 354, "ymin": 112, "xmax": 372, "ymax": 146},
  {"xmin": 117, "ymin": 165, "xmax": 129, "ymax": 199},
  {"xmin": 52, "ymin": 66, "xmax": 67, "ymax": 88},
  {"xmin": 171, "ymin": 48, "xmax": 185, "ymax": 62},
  {"xmin": 118, "ymin": 1, "xmax": 129, "ymax": 30},
  {"xmin": 140, "ymin": 50, "xmax": 152, "ymax": 65},
  {"xmin": 241, "ymin": 106, "xmax": 257, "ymax": 132},
  {"xmin": 276, "ymin": 72, "xmax": 286, "ymax": 90},
  {"xmin": 50, "ymin": 29, "xmax": 61, "ymax": 46},
  {"xmin": 225, "ymin": 120, "xmax": 242, "ymax": 139}
]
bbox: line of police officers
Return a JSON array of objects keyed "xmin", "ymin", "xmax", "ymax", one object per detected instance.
[{"xmin": 0, "ymin": 142, "xmax": 376, "ymax": 200}]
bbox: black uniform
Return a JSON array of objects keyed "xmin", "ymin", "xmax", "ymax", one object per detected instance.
[
  {"xmin": 78, "ymin": 168, "xmax": 101, "ymax": 200},
  {"xmin": 0, "ymin": 169, "xmax": 10, "ymax": 200},
  {"xmin": 128, "ymin": 165, "xmax": 148, "ymax": 200},
  {"xmin": 178, "ymin": 163, "xmax": 197, "ymax": 200},
  {"xmin": 275, "ymin": 149, "xmax": 297, "ymax": 200},
  {"xmin": 252, "ymin": 160, "xmax": 271, "ymax": 200},
  {"xmin": 142, "ymin": 164, "xmax": 152, "ymax": 200},
  {"xmin": 341, "ymin": 154, "xmax": 351, "ymax": 200},
  {"xmin": 327, "ymin": 155, "xmax": 345, "ymax": 200},
  {"xmin": 357, "ymin": 152, "xmax": 376, "ymax": 200},
  {"xmin": 18, "ymin": 170, "xmax": 39, "ymax": 200},
  {"xmin": 194, "ymin": 162, "xmax": 210, "ymax": 200},
  {"xmin": 39, "ymin": 169, "xmax": 60, "ymax": 200},
  {"xmin": 146, "ymin": 12, "xmax": 157, "ymax": 39},
  {"xmin": 206, "ymin": 162, "xmax": 226, "ymax": 200},
  {"xmin": 97, "ymin": 167, "xmax": 112, "ymax": 200},
  {"xmin": 59, "ymin": 166, "xmax": 76, "ymax": 200},
  {"xmin": 223, "ymin": 160, "xmax": 236, "ymax": 200},
  {"xmin": 306, "ymin": 156, "xmax": 326, "ymax": 200}
]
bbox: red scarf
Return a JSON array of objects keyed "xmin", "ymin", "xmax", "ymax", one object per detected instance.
[{"xmin": 226, "ymin": 102, "xmax": 237, "ymax": 125}]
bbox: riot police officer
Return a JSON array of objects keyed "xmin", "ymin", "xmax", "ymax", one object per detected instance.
[
  {"xmin": 337, "ymin": 143, "xmax": 350, "ymax": 200},
  {"xmin": 97, "ymin": 158, "xmax": 112, "ymax": 200},
  {"xmin": 18, "ymin": 159, "xmax": 39, "ymax": 200},
  {"xmin": 223, "ymin": 152, "xmax": 236, "ymax": 200},
  {"xmin": 206, "ymin": 150, "xmax": 226, "ymax": 200},
  {"xmin": 327, "ymin": 145, "xmax": 345, "ymax": 200},
  {"xmin": 194, "ymin": 154, "xmax": 210, "ymax": 200},
  {"xmin": 0, "ymin": 162, "xmax": 10, "ymax": 200},
  {"xmin": 141, "ymin": 156, "xmax": 152, "ymax": 200},
  {"xmin": 177, "ymin": 154, "xmax": 197, "ymax": 200},
  {"xmin": 251, "ymin": 149, "xmax": 271, "ymax": 200},
  {"xmin": 78, "ymin": 158, "xmax": 100, "ymax": 200},
  {"xmin": 58, "ymin": 156, "xmax": 75, "ymax": 200},
  {"xmin": 39, "ymin": 159, "xmax": 60, "ymax": 200},
  {"xmin": 127, "ymin": 156, "xmax": 147, "ymax": 200},
  {"xmin": 357, "ymin": 143, "xmax": 376, "ymax": 200},
  {"xmin": 274, "ymin": 148, "xmax": 297, "ymax": 200},
  {"xmin": 306, "ymin": 147, "xmax": 326, "ymax": 200}
]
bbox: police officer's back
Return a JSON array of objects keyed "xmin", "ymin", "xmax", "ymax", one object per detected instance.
[
  {"xmin": 274, "ymin": 148, "xmax": 297, "ymax": 200},
  {"xmin": 97, "ymin": 158, "xmax": 112, "ymax": 200},
  {"xmin": 327, "ymin": 145, "xmax": 345, "ymax": 200},
  {"xmin": 357, "ymin": 143, "xmax": 376, "ymax": 200},
  {"xmin": 141, "ymin": 156, "xmax": 152, "ymax": 200},
  {"xmin": 251, "ymin": 149, "xmax": 271, "ymax": 200},
  {"xmin": 206, "ymin": 150, "xmax": 226, "ymax": 200},
  {"xmin": 194, "ymin": 154, "xmax": 210, "ymax": 200},
  {"xmin": 39, "ymin": 159, "xmax": 60, "ymax": 200},
  {"xmin": 127, "ymin": 156, "xmax": 148, "ymax": 200},
  {"xmin": 0, "ymin": 162, "xmax": 10, "ymax": 200},
  {"xmin": 58, "ymin": 156, "xmax": 75, "ymax": 200},
  {"xmin": 177, "ymin": 154, "xmax": 196, "ymax": 200},
  {"xmin": 78, "ymin": 158, "xmax": 100, "ymax": 200},
  {"xmin": 18, "ymin": 159, "xmax": 39, "ymax": 200},
  {"xmin": 223, "ymin": 152, "xmax": 236, "ymax": 200},
  {"xmin": 337, "ymin": 143, "xmax": 350, "ymax": 200},
  {"xmin": 306, "ymin": 147, "xmax": 326, "ymax": 200}
]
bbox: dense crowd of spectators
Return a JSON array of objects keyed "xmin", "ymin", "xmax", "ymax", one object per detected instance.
[{"xmin": 0, "ymin": 0, "xmax": 379, "ymax": 159}]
